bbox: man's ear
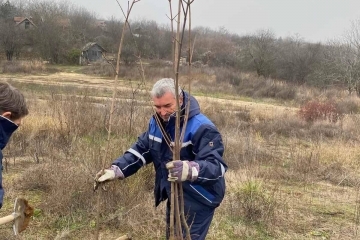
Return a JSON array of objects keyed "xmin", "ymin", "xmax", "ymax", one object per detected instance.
[
  {"xmin": 179, "ymin": 95, "xmax": 184, "ymax": 106},
  {"xmin": 1, "ymin": 112, "xmax": 11, "ymax": 119}
]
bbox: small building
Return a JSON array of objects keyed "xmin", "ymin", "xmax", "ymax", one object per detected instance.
[
  {"xmin": 80, "ymin": 42, "xmax": 107, "ymax": 65},
  {"xmin": 14, "ymin": 17, "xmax": 36, "ymax": 29}
]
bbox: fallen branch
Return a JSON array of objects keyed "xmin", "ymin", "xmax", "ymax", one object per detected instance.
[{"xmin": 115, "ymin": 234, "xmax": 132, "ymax": 240}]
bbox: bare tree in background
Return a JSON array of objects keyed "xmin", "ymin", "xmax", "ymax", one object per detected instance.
[
  {"xmin": 0, "ymin": 20, "xmax": 22, "ymax": 60},
  {"xmin": 277, "ymin": 36, "xmax": 322, "ymax": 84},
  {"xmin": 313, "ymin": 20, "xmax": 360, "ymax": 94},
  {"xmin": 343, "ymin": 19, "xmax": 360, "ymax": 96},
  {"xmin": 26, "ymin": 1, "xmax": 73, "ymax": 63},
  {"xmin": 318, "ymin": 40, "xmax": 360, "ymax": 92},
  {"xmin": 68, "ymin": 7, "xmax": 98, "ymax": 47},
  {"xmin": 246, "ymin": 29, "xmax": 277, "ymax": 78},
  {"xmin": 0, "ymin": 0, "xmax": 16, "ymax": 19}
]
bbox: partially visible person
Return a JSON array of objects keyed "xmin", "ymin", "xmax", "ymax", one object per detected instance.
[
  {"xmin": 0, "ymin": 82, "xmax": 28, "ymax": 209},
  {"xmin": 95, "ymin": 78, "xmax": 227, "ymax": 239}
]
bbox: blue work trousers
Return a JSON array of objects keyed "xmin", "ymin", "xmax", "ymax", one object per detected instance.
[{"xmin": 166, "ymin": 196, "xmax": 215, "ymax": 240}]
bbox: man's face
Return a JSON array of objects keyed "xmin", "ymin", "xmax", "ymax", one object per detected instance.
[{"xmin": 153, "ymin": 91, "xmax": 182, "ymax": 122}]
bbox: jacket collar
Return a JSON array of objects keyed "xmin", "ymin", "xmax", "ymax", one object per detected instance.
[{"xmin": 0, "ymin": 116, "xmax": 18, "ymax": 150}]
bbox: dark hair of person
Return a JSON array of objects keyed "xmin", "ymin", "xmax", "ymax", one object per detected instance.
[{"xmin": 0, "ymin": 82, "xmax": 28, "ymax": 120}]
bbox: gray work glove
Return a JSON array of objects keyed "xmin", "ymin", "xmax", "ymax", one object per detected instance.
[{"xmin": 166, "ymin": 160, "xmax": 199, "ymax": 183}]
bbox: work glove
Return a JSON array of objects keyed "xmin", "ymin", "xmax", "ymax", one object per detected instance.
[
  {"xmin": 95, "ymin": 169, "xmax": 116, "ymax": 182},
  {"xmin": 94, "ymin": 165, "xmax": 124, "ymax": 191},
  {"xmin": 166, "ymin": 160, "xmax": 199, "ymax": 183}
]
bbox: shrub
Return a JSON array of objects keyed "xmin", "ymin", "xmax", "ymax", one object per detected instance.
[
  {"xmin": 335, "ymin": 98, "xmax": 360, "ymax": 114},
  {"xmin": 229, "ymin": 180, "xmax": 278, "ymax": 224},
  {"xmin": 299, "ymin": 100, "xmax": 343, "ymax": 123},
  {"xmin": 82, "ymin": 62, "xmax": 115, "ymax": 77},
  {"xmin": 1, "ymin": 60, "xmax": 48, "ymax": 74},
  {"xmin": 67, "ymin": 49, "xmax": 81, "ymax": 65},
  {"xmin": 215, "ymin": 67, "xmax": 242, "ymax": 86}
]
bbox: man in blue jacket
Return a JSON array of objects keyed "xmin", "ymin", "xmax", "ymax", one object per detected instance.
[
  {"xmin": 0, "ymin": 82, "xmax": 28, "ymax": 210},
  {"xmin": 95, "ymin": 78, "xmax": 227, "ymax": 239}
]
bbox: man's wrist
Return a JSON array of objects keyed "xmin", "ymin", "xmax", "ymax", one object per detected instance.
[
  {"xmin": 187, "ymin": 161, "xmax": 199, "ymax": 182},
  {"xmin": 110, "ymin": 165, "xmax": 125, "ymax": 179}
]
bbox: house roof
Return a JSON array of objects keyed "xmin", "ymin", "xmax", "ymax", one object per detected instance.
[
  {"xmin": 14, "ymin": 17, "xmax": 37, "ymax": 27},
  {"xmin": 14, "ymin": 17, "xmax": 24, "ymax": 23},
  {"xmin": 82, "ymin": 42, "xmax": 107, "ymax": 52}
]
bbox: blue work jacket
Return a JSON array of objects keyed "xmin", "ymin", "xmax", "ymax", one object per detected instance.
[
  {"xmin": 112, "ymin": 91, "xmax": 227, "ymax": 208},
  {"xmin": 0, "ymin": 116, "xmax": 19, "ymax": 209}
]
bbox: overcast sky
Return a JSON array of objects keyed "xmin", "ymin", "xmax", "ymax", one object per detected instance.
[{"xmin": 62, "ymin": 0, "xmax": 360, "ymax": 43}]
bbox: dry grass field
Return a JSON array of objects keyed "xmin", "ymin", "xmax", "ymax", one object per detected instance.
[{"xmin": 0, "ymin": 62, "xmax": 360, "ymax": 240}]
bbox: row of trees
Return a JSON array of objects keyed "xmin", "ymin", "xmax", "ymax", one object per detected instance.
[
  {"xmin": 0, "ymin": 0, "xmax": 173, "ymax": 64},
  {"xmin": 1, "ymin": 0, "xmax": 360, "ymax": 93}
]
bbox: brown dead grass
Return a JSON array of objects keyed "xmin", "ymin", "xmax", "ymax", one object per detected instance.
[{"xmin": 1, "ymin": 69, "xmax": 360, "ymax": 239}]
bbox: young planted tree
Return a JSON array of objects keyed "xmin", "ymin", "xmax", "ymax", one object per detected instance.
[
  {"xmin": 94, "ymin": 1, "xmax": 141, "ymax": 239},
  {"xmin": 94, "ymin": 1, "xmax": 196, "ymax": 239},
  {"xmin": 164, "ymin": 0, "xmax": 195, "ymax": 239}
]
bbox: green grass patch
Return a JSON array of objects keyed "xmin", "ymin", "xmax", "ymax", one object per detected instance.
[{"xmin": 54, "ymin": 65, "xmax": 84, "ymax": 73}]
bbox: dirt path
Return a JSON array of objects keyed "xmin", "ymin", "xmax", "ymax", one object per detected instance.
[
  {"xmin": 196, "ymin": 95, "xmax": 297, "ymax": 114},
  {"xmin": 0, "ymin": 72, "xmax": 299, "ymax": 115},
  {"xmin": 1, "ymin": 72, "xmax": 120, "ymax": 89}
]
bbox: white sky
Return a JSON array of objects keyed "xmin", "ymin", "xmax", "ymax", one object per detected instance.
[{"xmin": 62, "ymin": 0, "xmax": 360, "ymax": 43}]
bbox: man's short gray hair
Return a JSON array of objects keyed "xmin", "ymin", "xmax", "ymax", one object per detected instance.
[{"xmin": 150, "ymin": 78, "xmax": 182, "ymax": 98}]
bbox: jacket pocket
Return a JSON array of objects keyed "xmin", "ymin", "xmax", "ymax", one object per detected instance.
[{"xmin": 182, "ymin": 183, "xmax": 220, "ymax": 208}]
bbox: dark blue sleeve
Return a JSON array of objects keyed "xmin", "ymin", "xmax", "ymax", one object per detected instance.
[
  {"xmin": 112, "ymin": 131, "xmax": 153, "ymax": 178},
  {"xmin": 192, "ymin": 124, "xmax": 227, "ymax": 185}
]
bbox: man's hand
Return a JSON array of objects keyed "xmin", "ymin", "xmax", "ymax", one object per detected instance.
[
  {"xmin": 95, "ymin": 169, "xmax": 116, "ymax": 183},
  {"xmin": 93, "ymin": 165, "xmax": 124, "ymax": 191},
  {"xmin": 93, "ymin": 169, "xmax": 115, "ymax": 191},
  {"xmin": 166, "ymin": 160, "xmax": 199, "ymax": 182}
]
